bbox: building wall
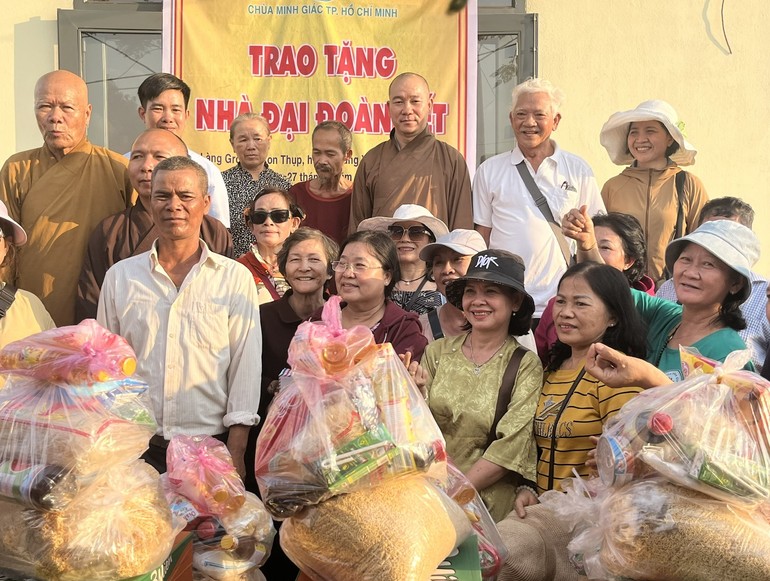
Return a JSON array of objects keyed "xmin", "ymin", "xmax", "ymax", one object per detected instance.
[
  {"xmin": 2, "ymin": 2, "xmax": 73, "ymax": 161},
  {"xmin": 527, "ymin": 0, "xmax": 770, "ymax": 272}
]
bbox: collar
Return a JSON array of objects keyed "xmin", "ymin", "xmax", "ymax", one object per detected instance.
[
  {"xmin": 149, "ymin": 238, "xmax": 222, "ymax": 270},
  {"xmin": 510, "ymin": 140, "xmax": 561, "ymax": 165},
  {"xmin": 750, "ymin": 270, "xmax": 767, "ymax": 284},
  {"xmin": 389, "ymin": 126, "xmax": 432, "ymax": 151}
]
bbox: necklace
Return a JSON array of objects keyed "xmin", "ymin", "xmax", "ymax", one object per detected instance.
[
  {"xmin": 399, "ymin": 272, "xmax": 426, "ymax": 286},
  {"xmin": 468, "ymin": 334, "xmax": 509, "ymax": 375}
]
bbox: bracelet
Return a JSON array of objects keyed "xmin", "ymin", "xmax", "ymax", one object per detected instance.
[{"xmin": 515, "ymin": 484, "xmax": 538, "ymax": 498}]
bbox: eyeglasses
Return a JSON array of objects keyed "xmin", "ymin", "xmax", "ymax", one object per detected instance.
[
  {"xmin": 387, "ymin": 225, "xmax": 432, "ymax": 241},
  {"xmin": 249, "ymin": 209, "xmax": 292, "ymax": 225},
  {"xmin": 331, "ymin": 261, "xmax": 384, "ymax": 274}
]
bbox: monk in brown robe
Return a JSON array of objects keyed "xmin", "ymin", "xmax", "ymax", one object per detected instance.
[
  {"xmin": 0, "ymin": 70, "xmax": 133, "ymax": 326},
  {"xmin": 349, "ymin": 72, "xmax": 473, "ymax": 232},
  {"xmin": 76, "ymin": 129, "xmax": 233, "ymax": 321}
]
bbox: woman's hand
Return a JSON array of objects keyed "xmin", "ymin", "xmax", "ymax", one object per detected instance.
[
  {"xmin": 514, "ymin": 487, "xmax": 539, "ymax": 518},
  {"xmin": 561, "ymin": 205, "xmax": 596, "ymax": 251},
  {"xmin": 586, "ymin": 343, "xmax": 672, "ymax": 389},
  {"xmin": 400, "ymin": 351, "xmax": 428, "ymax": 396}
]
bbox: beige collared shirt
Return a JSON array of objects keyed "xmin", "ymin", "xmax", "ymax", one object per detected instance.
[{"xmin": 98, "ymin": 240, "xmax": 261, "ymax": 437}]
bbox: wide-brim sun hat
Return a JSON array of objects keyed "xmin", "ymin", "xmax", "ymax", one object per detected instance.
[
  {"xmin": 419, "ymin": 229, "xmax": 487, "ymax": 262},
  {"xmin": 600, "ymin": 99, "xmax": 697, "ymax": 166},
  {"xmin": 445, "ymin": 249, "xmax": 535, "ymax": 320},
  {"xmin": 0, "ymin": 201, "xmax": 27, "ymax": 245},
  {"xmin": 665, "ymin": 220, "xmax": 759, "ymax": 303},
  {"xmin": 357, "ymin": 204, "xmax": 449, "ymax": 240}
]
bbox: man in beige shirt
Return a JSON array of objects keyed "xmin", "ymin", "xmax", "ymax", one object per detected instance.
[
  {"xmin": 0, "ymin": 70, "xmax": 133, "ymax": 325},
  {"xmin": 98, "ymin": 156, "xmax": 261, "ymax": 476}
]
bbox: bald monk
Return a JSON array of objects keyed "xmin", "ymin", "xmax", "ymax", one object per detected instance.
[
  {"xmin": 349, "ymin": 72, "xmax": 473, "ymax": 232},
  {"xmin": 0, "ymin": 70, "xmax": 133, "ymax": 326},
  {"xmin": 76, "ymin": 129, "xmax": 233, "ymax": 321}
]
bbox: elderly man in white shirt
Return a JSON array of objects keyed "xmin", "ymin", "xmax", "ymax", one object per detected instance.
[
  {"xmin": 98, "ymin": 156, "xmax": 260, "ymax": 477},
  {"xmin": 473, "ymin": 79, "xmax": 605, "ymax": 325}
]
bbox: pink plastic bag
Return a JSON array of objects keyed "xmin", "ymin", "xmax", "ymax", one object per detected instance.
[
  {"xmin": 166, "ymin": 435, "xmax": 246, "ymax": 516},
  {"xmin": 0, "ymin": 319, "xmax": 137, "ymax": 385}
]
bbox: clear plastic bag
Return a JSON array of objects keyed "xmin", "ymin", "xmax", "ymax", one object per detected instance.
[
  {"xmin": 0, "ymin": 319, "xmax": 137, "ymax": 385},
  {"xmin": 575, "ymin": 478, "xmax": 770, "ymax": 581},
  {"xmin": 255, "ymin": 297, "xmax": 446, "ymax": 518},
  {"xmin": 280, "ymin": 475, "xmax": 471, "ymax": 581},
  {"xmin": 0, "ymin": 462, "xmax": 181, "ymax": 581},
  {"xmin": 596, "ymin": 346, "xmax": 770, "ymax": 507},
  {"xmin": 439, "ymin": 462, "xmax": 509, "ymax": 581},
  {"xmin": 166, "ymin": 435, "xmax": 247, "ymax": 516}
]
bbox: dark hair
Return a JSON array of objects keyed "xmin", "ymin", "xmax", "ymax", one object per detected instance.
[
  {"xmin": 592, "ymin": 212, "xmax": 647, "ymax": 285},
  {"xmin": 313, "ymin": 120, "xmax": 352, "ymax": 152},
  {"xmin": 338, "ymin": 230, "xmax": 401, "ymax": 298},
  {"xmin": 151, "ymin": 156, "xmax": 208, "ymax": 195},
  {"xmin": 625, "ymin": 121, "xmax": 680, "ymax": 159},
  {"xmin": 244, "ymin": 187, "xmax": 305, "ymax": 224},
  {"xmin": 548, "ymin": 262, "xmax": 647, "ymax": 371},
  {"xmin": 698, "ymin": 196, "xmax": 755, "ymax": 228},
  {"xmin": 277, "ymin": 227, "xmax": 339, "ymax": 279},
  {"xmin": 138, "ymin": 73, "xmax": 191, "ymax": 109},
  {"xmin": 0, "ymin": 222, "xmax": 17, "ymax": 271}
]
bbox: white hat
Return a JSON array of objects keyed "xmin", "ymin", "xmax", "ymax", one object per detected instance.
[
  {"xmin": 665, "ymin": 220, "xmax": 759, "ymax": 303},
  {"xmin": 600, "ymin": 100, "xmax": 697, "ymax": 166},
  {"xmin": 0, "ymin": 201, "xmax": 27, "ymax": 245},
  {"xmin": 357, "ymin": 204, "xmax": 449, "ymax": 240},
  {"xmin": 419, "ymin": 229, "xmax": 487, "ymax": 262}
]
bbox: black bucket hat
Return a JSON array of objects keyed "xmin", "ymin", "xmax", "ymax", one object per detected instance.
[{"xmin": 445, "ymin": 249, "xmax": 535, "ymax": 320}]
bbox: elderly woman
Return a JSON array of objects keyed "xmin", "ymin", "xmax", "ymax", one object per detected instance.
[
  {"xmin": 358, "ymin": 204, "xmax": 449, "ymax": 315},
  {"xmin": 237, "ymin": 187, "xmax": 304, "ymax": 304},
  {"xmin": 319, "ymin": 230, "xmax": 428, "ymax": 360},
  {"xmin": 599, "ymin": 100, "xmax": 709, "ymax": 286},
  {"xmin": 0, "ymin": 202, "xmax": 55, "ymax": 347},
  {"xmin": 586, "ymin": 219, "xmax": 758, "ymax": 390},
  {"xmin": 422, "ymin": 250, "xmax": 543, "ymax": 522},
  {"xmin": 535, "ymin": 210, "xmax": 654, "ymax": 362},
  {"xmin": 418, "ymin": 229, "xmax": 487, "ymax": 341},
  {"xmin": 222, "ymin": 113, "xmax": 293, "ymax": 256}
]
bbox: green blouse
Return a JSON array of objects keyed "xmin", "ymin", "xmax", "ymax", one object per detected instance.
[{"xmin": 424, "ymin": 333, "xmax": 543, "ymax": 522}]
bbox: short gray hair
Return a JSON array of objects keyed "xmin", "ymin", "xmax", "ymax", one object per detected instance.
[
  {"xmin": 151, "ymin": 156, "xmax": 209, "ymax": 195},
  {"xmin": 510, "ymin": 78, "xmax": 565, "ymax": 116},
  {"xmin": 229, "ymin": 113, "xmax": 270, "ymax": 141}
]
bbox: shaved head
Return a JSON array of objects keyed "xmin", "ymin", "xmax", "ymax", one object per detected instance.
[
  {"xmin": 34, "ymin": 70, "xmax": 92, "ymax": 160},
  {"xmin": 129, "ymin": 128, "xmax": 190, "ymax": 204},
  {"xmin": 387, "ymin": 72, "xmax": 433, "ymax": 145}
]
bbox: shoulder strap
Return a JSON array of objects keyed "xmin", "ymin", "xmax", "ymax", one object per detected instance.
[
  {"xmin": 515, "ymin": 161, "xmax": 573, "ymax": 267},
  {"xmin": 427, "ymin": 308, "xmax": 444, "ymax": 340},
  {"xmin": 487, "ymin": 346, "xmax": 527, "ymax": 449},
  {"xmin": 403, "ymin": 275, "xmax": 429, "ymax": 312},
  {"xmin": 674, "ymin": 170, "xmax": 687, "ymax": 241},
  {"xmin": 0, "ymin": 284, "xmax": 18, "ymax": 319},
  {"xmin": 547, "ymin": 367, "xmax": 586, "ymax": 490}
]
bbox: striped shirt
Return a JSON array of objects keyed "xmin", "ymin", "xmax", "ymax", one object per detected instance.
[{"xmin": 534, "ymin": 366, "xmax": 642, "ymax": 492}]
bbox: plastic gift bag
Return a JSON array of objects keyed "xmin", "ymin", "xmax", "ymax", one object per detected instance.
[
  {"xmin": 280, "ymin": 475, "xmax": 471, "ymax": 581},
  {"xmin": 596, "ymin": 346, "xmax": 770, "ymax": 507},
  {"xmin": 166, "ymin": 435, "xmax": 247, "ymax": 516},
  {"xmin": 0, "ymin": 462, "xmax": 181, "ymax": 581},
  {"xmin": 255, "ymin": 297, "xmax": 446, "ymax": 518},
  {"xmin": 440, "ymin": 461, "xmax": 509, "ymax": 581},
  {"xmin": 0, "ymin": 319, "xmax": 137, "ymax": 385},
  {"xmin": 571, "ymin": 478, "xmax": 770, "ymax": 581}
]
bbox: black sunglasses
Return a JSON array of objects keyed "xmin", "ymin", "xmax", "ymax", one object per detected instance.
[
  {"xmin": 249, "ymin": 209, "xmax": 292, "ymax": 225},
  {"xmin": 387, "ymin": 225, "xmax": 432, "ymax": 241}
]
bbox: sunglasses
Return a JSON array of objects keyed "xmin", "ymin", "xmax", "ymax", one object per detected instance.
[
  {"xmin": 249, "ymin": 209, "xmax": 292, "ymax": 225},
  {"xmin": 387, "ymin": 225, "xmax": 432, "ymax": 241}
]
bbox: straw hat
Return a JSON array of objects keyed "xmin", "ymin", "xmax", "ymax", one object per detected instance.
[
  {"xmin": 419, "ymin": 229, "xmax": 487, "ymax": 262},
  {"xmin": 600, "ymin": 100, "xmax": 697, "ymax": 166},
  {"xmin": 357, "ymin": 204, "xmax": 449, "ymax": 240},
  {"xmin": 665, "ymin": 220, "xmax": 759, "ymax": 303},
  {"xmin": 0, "ymin": 201, "xmax": 27, "ymax": 245}
]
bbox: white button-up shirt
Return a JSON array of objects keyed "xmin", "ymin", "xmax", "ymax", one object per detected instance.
[{"xmin": 98, "ymin": 240, "xmax": 261, "ymax": 437}]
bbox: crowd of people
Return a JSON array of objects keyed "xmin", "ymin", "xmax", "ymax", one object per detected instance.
[{"xmin": 1, "ymin": 67, "xmax": 768, "ymax": 579}]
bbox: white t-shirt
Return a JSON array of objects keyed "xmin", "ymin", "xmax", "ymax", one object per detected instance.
[
  {"xmin": 124, "ymin": 148, "xmax": 231, "ymax": 228},
  {"xmin": 473, "ymin": 143, "xmax": 605, "ymax": 316}
]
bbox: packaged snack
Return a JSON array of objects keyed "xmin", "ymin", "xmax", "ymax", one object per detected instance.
[
  {"xmin": 255, "ymin": 297, "xmax": 446, "ymax": 518},
  {"xmin": 0, "ymin": 319, "xmax": 137, "ymax": 385}
]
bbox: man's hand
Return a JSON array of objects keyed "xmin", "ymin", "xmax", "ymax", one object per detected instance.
[
  {"xmin": 226, "ymin": 425, "xmax": 251, "ymax": 479},
  {"xmin": 561, "ymin": 205, "xmax": 596, "ymax": 251}
]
